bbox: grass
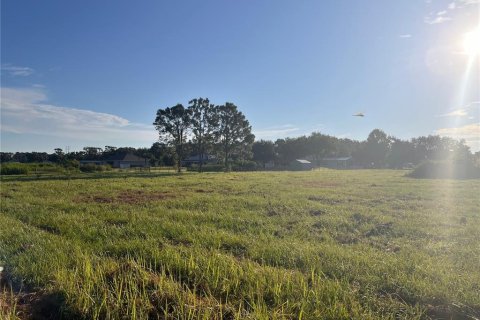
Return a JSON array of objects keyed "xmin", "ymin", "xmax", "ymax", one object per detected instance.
[{"xmin": 0, "ymin": 169, "xmax": 479, "ymax": 319}]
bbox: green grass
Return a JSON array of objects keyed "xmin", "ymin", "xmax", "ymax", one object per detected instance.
[{"xmin": 0, "ymin": 169, "xmax": 479, "ymax": 319}]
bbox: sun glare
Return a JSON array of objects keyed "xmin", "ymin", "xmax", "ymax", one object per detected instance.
[{"xmin": 463, "ymin": 26, "xmax": 480, "ymax": 57}]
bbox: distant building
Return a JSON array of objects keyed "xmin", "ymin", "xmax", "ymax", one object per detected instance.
[
  {"xmin": 104, "ymin": 152, "xmax": 148, "ymax": 168},
  {"xmin": 321, "ymin": 156, "xmax": 352, "ymax": 169},
  {"xmin": 80, "ymin": 153, "xmax": 147, "ymax": 168},
  {"xmin": 181, "ymin": 154, "xmax": 217, "ymax": 167},
  {"xmin": 291, "ymin": 159, "xmax": 313, "ymax": 171}
]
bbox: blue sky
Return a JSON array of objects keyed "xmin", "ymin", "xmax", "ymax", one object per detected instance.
[{"xmin": 1, "ymin": 0, "xmax": 479, "ymax": 152}]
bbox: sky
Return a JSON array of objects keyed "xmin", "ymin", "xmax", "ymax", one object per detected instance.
[{"xmin": 1, "ymin": 0, "xmax": 479, "ymax": 152}]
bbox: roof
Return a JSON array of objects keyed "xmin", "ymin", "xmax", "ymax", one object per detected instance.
[
  {"xmin": 295, "ymin": 159, "xmax": 312, "ymax": 164},
  {"xmin": 104, "ymin": 152, "xmax": 146, "ymax": 162},
  {"xmin": 323, "ymin": 157, "xmax": 352, "ymax": 161}
]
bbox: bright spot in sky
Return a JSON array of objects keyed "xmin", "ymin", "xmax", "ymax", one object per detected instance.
[{"xmin": 463, "ymin": 26, "xmax": 480, "ymax": 57}]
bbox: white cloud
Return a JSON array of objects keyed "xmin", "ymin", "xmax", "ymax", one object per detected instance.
[
  {"xmin": 399, "ymin": 34, "xmax": 412, "ymax": 38},
  {"xmin": 458, "ymin": 0, "xmax": 480, "ymax": 4},
  {"xmin": 437, "ymin": 102, "xmax": 479, "ymax": 118},
  {"xmin": 437, "ymin": 10, "xmax": 448, "ymax": 15},
  {"xmin": 0, "ymin": 87, "xmax": 156, "ymax": 144},
  {"xmin": 1, "ymin": 64, "xmax": 34, "ymax": 77},
  {"xmin": 448, "ymin": 2, "xmax": 456, "ymax": 9},
  {"xmin": 425, "ymin": 15, "xmax": 452, "ymax": 24},
  {"xmin": 438, "ymin": 109, "xmax": 469, "ymax": 117},
  {"xmin": 435, "ymin": 123, "xmax": 480, "ymax": 151},
  {"xmin": 253, "ymin": 124, "xmax": 300, "ymax": 139}
]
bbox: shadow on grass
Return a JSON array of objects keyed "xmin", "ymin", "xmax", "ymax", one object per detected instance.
[{"xmin": 1, "ymin": 273, "xmax": 85, "ymax": 320}]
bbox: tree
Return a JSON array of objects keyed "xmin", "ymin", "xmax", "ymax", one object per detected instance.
[
  {"xmin": 188, "ymin": 98, "xmax": 219, "ymax": 172},
  {"xmin": 307, "ymin": 132, "xmax": 335, "ymax": 165},
  {"xmin": 364, "ymin": 129, "xmax": 391, "ymax": 168},
  {"xmin": 0, "ymin": 152, "xmax": 13, "ymax": 163},
  {"xmin": 252, "ymin": 140, "xmax": 275, "ymax": 168},
  {"xmin": 386, "ymin": 138, "xmax": 414, "ymax": 168},
  {"xmin": 83, "ymin": 147, "xmax": 103, "ymax": 160},
  {"xmin": 154, "ymin": 104, "xmax": 192, "ymax": 172},
  {"xmin": 49, "ymin": 148, "xmax": 65, "ymax": 163},
  {"xmin": 150, "ymin": 142, "xmax": 174, "ymax": 166},
  {"xmin": 216, "ymin": 103, "xmax": 254, "ymax": 168},
  {"xmin": 275, "ymin": 136, "xmax": 309, "ymax": 166}
]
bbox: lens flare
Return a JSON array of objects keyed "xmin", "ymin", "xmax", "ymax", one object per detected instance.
[{"xmin": 463, "ymin": 26, "xmax": 480, "ymax": 57}]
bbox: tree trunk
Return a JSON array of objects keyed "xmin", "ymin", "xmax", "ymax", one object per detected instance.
[
  {"xmin": 224, "ymin": 150, "xmax": 228, "ymax": 170},
  {"xmin": 199, "ymin": 143, "xmax": 204, "ymax": 173},
  {"xmin": 177, "ymin": 158, "xmax": 181, "ymax": 173}
]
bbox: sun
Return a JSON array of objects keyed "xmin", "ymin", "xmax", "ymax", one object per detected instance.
[{"xmin": 463, "ymin": 26, "xmax": 480, "ymax": 57}]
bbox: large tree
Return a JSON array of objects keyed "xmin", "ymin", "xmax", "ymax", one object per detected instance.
[
  {"xmin": 153, "ymin": 104, "xmax": 192, "ymax": 172},
  {"xmin": 252, "ymin": 140, "xmax": 275, "ymax": 168},
  {"xmin": 188, "ymin": 98, "xmax": 219, "ymax": 172},
  {"xmin": 216, "ymin": 103, "xmax": 254, "ymax": 168},
  {"xmin": 364, "ymin": 129, "xmax": 391, "ymax": 168},
  {"xmin": 307, "ymin": 132, "xmax": 335, "ymax": 165}
]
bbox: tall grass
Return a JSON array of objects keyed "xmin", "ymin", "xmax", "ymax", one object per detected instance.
[{"xmin": 0, "ymin": 170, "xmax": 478, "ymax": 319}]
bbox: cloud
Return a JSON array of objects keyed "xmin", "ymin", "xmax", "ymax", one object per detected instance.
[
  {"xmin": 399, "ymin": 34, "xmax": 412, "ymax": 38},
  {"xmin": 1, "ymin": 64, "xmax": 34, "ymax": 76},
  {"xmin": 448, "ymin": 2, "xmax": 456, "ymax": 9},
  {"xmin": 458, "ymin": 0, "xmax": 480, "ymax": 4},
  {"xmin": 435, "ymin": 123, "xmax": 480, "ymax": 151},
  {"xmin": 424, "ymin": 15, "xmax": 452, "ymax": 24},
  {"xmin": 437, "ymin": 102, "xmax": 480, "ymax": 118},
  {"xmin": 0, "ymin": 87, "xmax": 156, "ymax": 145},
  {"xmin": 253, "ymin": 124, "xmax": 300, "ymax": 139},
  {"xmin": 438, "ymin": 109, "xmax": 469, "ymax": 117}
]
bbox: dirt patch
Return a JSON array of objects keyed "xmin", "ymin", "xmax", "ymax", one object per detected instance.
[
  {"xmin": 310, "ymin": 209, "xmax": 327, "ymax": 216},
  {"xmin": 195, "ymin": 189, "xmax": 214, "ymax": 193},
  {"xmin": 426, "ymin": 303, "xmax": 480, "ymax": 320},
  {"xmin": 0, "ymin": 192, "xmax": 13, "ymax": 199},
  {"xmin": 1, "ymin": 268, "xmax": 74, "ymax": 320},
  {"xmin": 37, "ymin": 224, "xmax": 61, "ymax": 235},
  {"xmin": 77, "ymin": 190, "xmax": 176, "ymax": 205}
]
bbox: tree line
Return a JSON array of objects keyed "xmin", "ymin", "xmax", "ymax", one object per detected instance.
[
  {"xmin": 253, "ymin": 129, "xmax": 477, "ymax": 169},
  {"xmin": 1, "ymin": 96, "xmax": 478, "ymax": 170}
]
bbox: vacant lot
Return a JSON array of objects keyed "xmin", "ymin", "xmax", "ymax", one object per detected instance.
[{"xmin": 1, "ymin": 170, "xmax": 479, "ymax": 319}]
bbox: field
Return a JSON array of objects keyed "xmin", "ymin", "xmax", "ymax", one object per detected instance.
[{"xmin": 0, "ymin": 170, "xmax": 479, "ymax": 319}]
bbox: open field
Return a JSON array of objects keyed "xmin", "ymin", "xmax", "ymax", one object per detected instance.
[{"xmin": 1, "ymin": 170, "xmax": 479, "ymax": 319}]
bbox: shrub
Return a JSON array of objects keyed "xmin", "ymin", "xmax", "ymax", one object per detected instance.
[
  {"xmin": 0, "ymin": 163, "xmax": 30, "ymax": 175},
  {"xmin": 187, "ymin": 164, "xmax": 225, "ymax": 172},
  {"xmin": 408, "ymin": 160, "xmax": 480, "ymax": 179},
  {"xmin": 79, "ymin": 164, "xmax": 111, "ymax": 173},
  {"xmin": 231, "ymin": 160, "xmax": 258, "ymax": 171}
]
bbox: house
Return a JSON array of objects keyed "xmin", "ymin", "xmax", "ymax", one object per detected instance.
[
  {"xmin": 181, "ymin": 154, "xmax": 217, "ymax": 167},
  {"xmin": 290, "ymin": 159, "xmax": 313, "ymax": 171},
  {"xmin": 104, "ymin": 152, "xmax": 148, "ymax": 168},
  {"xmin": 321, "ymin": 156, "xmax": 352, "ymax": 169}
]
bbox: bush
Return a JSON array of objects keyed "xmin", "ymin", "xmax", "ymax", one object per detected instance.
[
  {"xmin": 187, "ymin": 164, "xmax": 225, "ymax": 172},
  {"xmin": 231, "ymin": 160, "xmax": 258, "ymax": 171},
  {"xmin": 63, "ymin": 159, "xmax": 80, "ymax": 169},
  {"xmin": 408, "ymin": 160, "xmax": 480, "ymax": 179},
  {"xmin": 0, "ymin": 163, "xmax": 30, "ymax": 175},
  {"xmin": 79, "ymin": 164, "xmax": 111, "ymax": 173}
]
